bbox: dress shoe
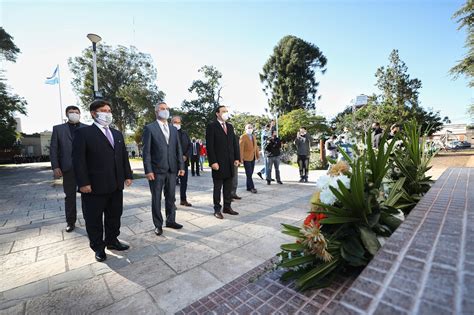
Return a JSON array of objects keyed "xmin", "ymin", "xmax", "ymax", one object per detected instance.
[
  {"xmin": 271, "ymin": 178, "xmax": 275, "ymax": 182},
  {"xmin": 250, "ymin": 188, "xmax": 257, "ymax": 193},
  {"xmin": 180, "ymin": 200, "xmax": 193, "ymax": 207},
  {"xmin": 65, "ymin": 224, "xmax": 75, "ymax": 233},
  {"xmin": 95, "ymin": 250, "xmax": 107, "ymax": 262},
  {"xmin": 277, "ymin": 181, "xmax": 283, "ymax": 185},
  {"xmin": 299, "ymin": 178, "xmax": 305, "ymax": 183},
  {"xmin": 154, "ymin": 227, "xmax": 163, "ymax": 236},
  {"xmin": 267, "ymin": 180, "xmax": 271, "ymax": 185},
  {"xmin": 257, "ymin": 172, "xmax": 263, "ymax": 180},
  {"xmin": 106, "ymin": 241, "xmax": 130, "ymax": 251},
  {"xmin": 223, "ymin": 208, "xmax": 239, "ymax": 215},
  {"xmin": 166, "ymin": 222, "xmax": 183, "ymax": 229},
  {"xmin": 304, "ymin": 178, "xmax": 308, "ymax": 183},
  {"xmin": 214, "ymin": 211, "xmax": 224, "ymax": 219},
  {"xmin": 231, "ymin": 195, "xmax": 242, "ymax": 200}
]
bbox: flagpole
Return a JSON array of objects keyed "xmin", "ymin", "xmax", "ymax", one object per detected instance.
[{"xmin": 57, "ymin": 64, "xmax": 64, "ymax": 122}]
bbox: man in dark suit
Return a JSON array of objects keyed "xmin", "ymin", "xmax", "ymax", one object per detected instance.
[
  {"xmin": 72, "ymin": 100, "xmax": 133, "ymax": 262},
  {"xmin": 172, "ymin": 115, "xmax": 193, "ymax": 207},
  {"xmin": 190, "ymin": 138, "xmax": 201, "ymax": 176},
  {"xmin": 205, "ymin": 105, "xmax": 240, "ymax": 219},
  {"xmin": 50, "ymin": 105, "xmax": 87, "ymax": 232},
  {"xmin": 142, "ymin": 102, "xmax": 185, "ymax": 236}
]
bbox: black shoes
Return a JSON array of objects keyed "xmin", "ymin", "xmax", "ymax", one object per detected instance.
[
  {"xmin": 257, "ymin": 172, "xmax": 263, "ymax": 180},
  {"xmin": 154, "ymin": 227, "xmax": 163, "ymax": 236},
  {"xmin": 180, "ymin": 200, "xmax": 193, "ymax": 207},
  {"xmin": 223, "ymin": 208, "xmax": 239, "ymax": 215},
  {"xmin": 95, "ymin": 250, "xmax": 106, "ymax": 262},
  {"xmin": 267, "ymin": 180, "xmax": 271, "ymax": 185},
  {"xmin": 277, "ymin": 181, "xmax": 283, "ymax": 184},
  {"xmin": 249, "ymin": 188, "xmax": 257, "ymax": 193},
  {"xmin": 299, "ymin": 178, "xmax": 305, "ymax": 182},
  {"xmin": 214, "ymin": 211, "xmax": 224, "ymax": 219},
  {"xmin": 166, "ymin": 222, "xmax": 183, "ymax": 229},
  {"xmin": 304, "ymin": 178, "xmax": 308, "ymax": 183},
  {"xmin": 106, "ymin": 241, "xmax": 130, "ymax": 251},
  {"xmin": 231, "ymin": 195, "xmax": 242, "ymax": 200},
  {"xmin": 65, "ymin": 224, "xmax": 75, "ymax": 233}
]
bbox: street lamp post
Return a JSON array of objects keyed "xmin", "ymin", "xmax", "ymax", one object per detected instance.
[{"xmin": 86, "ymin": 33, "xmax": 102, "ymax": 99}]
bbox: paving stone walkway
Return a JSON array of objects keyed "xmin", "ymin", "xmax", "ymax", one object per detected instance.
[{"xmin": 0, "ymin": 162, "xmax": 321, "ymax": 314}]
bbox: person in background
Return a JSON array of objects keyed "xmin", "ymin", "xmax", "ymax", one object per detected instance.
[
  {"xmin": 239, "ymin": 123, "xmax": 260, "ymax": 194},
  {"xmin": 205, "ymin": 105, "xmax": 240, "ymax": 219},
  {"xmin": 325, "ymin": 135, "xmax": 338, "ymax": 160},
  {"xmin": 72, "ymin": 100, "xmax": 133, "ymax": 262},
  {"xmin": 231, "ymin": 134, "xmax": 242, "ymax": 200},
  {"xmin": 199, "ymin": 139, "xmax": 206, "ymax": 171},
  {"xmin": 372, "ymin": 122, "xmax": 383, "ymax": 148},
  {"xmin": 257, "ymin": 124, "xmax": 270, "ymax": 180},
  {"xmin": 172, "ymin": 116, "xmax": 193, "ymax": 207},
  {"xmin": 190, "ymin": 138, "xmax": 201, "ymax": 176},
  {"xmin": 387, "ymin": 124, "xmax": 400, "ymax": 140},
  {"xmin": 265, "ymin": 130, "xmax": 283, "ymax": 185},
  {"xmin": 295, "ymin": 127, "xmax": 311, "ymax": 183},
  {"xmin": 50, "ymin": 105, "xmax": 87, "ymax": 233}
]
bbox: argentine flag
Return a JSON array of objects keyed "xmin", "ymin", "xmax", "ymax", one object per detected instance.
[{"xmin": 45, "ymin": 66, "xmax": 59, "ymax": 85}]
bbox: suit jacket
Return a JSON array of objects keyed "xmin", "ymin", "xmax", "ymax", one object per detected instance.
[
  {"xmin": 50, "ymin": 122, "xmax": 87, "ymax": 172},
  {"xmin": 178, "ymin": 129, "xmax": 192, "ymax": 167},
  {"xmin": 239, "ymin": 134, "xmax": 260, "ymax": 162},
  {"xmin": 191, "ymin": 141, "xmax": 201, "ymax": 158},
  {"xmin": 72, "ymin": 124, "xmax": 132, "ymax": 195},
  {"xmin": 142, "ymin": 121, "xmax": 184, "ymax": 174},
  {"xmin": 205, "ymin": 120, "xmax": 240, "ymax": 180}
]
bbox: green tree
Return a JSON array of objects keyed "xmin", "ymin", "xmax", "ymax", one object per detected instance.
[
  {"xmin": 180, "ymin": 65, "xmax": 223, "ymax": 138},
  {"xmin": 260, "ymin": 35, "xmax": 327, "ymax": 114},
  {"xmin": 69, "ymin": 44, "xmax": 164, "ymax": 131},
  {"xmin": 0, "ymin": 27, "xmax": 27, "ymax": 149},
  {"xmin": 278, "ymin": 109, "xmax": 329, "ymax": 142},
  {"xmin": 450, "ymin": 0, "xmax": 474, "ymax": 87},
  {"xmin": 374, "ymin": 49, "xmax": 422, "ymax": 107}
]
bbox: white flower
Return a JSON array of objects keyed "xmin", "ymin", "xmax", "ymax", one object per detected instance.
[
  {"xmin": 316, "ymin": 175, "xmax": 331, "ymax": 190},
  {"xmin": 320, "ymin": 187, "xmax": 337, "ymax": 205},
  {"xmin": 337, "ymin": 175, "xmax": 351, "ymax": 188}
]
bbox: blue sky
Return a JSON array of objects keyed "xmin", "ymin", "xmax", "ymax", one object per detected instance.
[{"xmin": 1, "ymin": 0, "xmax": 472, "ymax": 133}]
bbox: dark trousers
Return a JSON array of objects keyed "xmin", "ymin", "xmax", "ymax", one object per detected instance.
[
  {"xmin": 243, "ymin": 160, "xmax": 255, "ymax": 190},
  {"xmin": 266, "ymin": 156, "xmax": 281, "ymax": 182},
  {"xmin": 213, "ymin": 177, "xmax": 233, "ymax": 212},
  {"xmin": 62, "ymin": 169, "xmax": 77, "ymax": 224},
  {"xmin": 148, "ymin": 171, "xmax": 177, "ymax": 228},
  {"xmin": 191, "ymin": 155, "xmax": 200, "ymax": 176},
  {"xmin": 231, "ymin": 165, "xmax": 238, "ymax": 196},
  {"xmin": 179, "ymin": 166, "xmax": 189, "ymax": 202},
  {"xmin": 297, "ymin": 155, "xmax": 309, "ymax": 179},
  {"xmin": 81, "ymin": 190, "xmax": 123, "ymax": 252}
]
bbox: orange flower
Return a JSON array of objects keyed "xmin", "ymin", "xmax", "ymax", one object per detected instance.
[{"xmin": 304, "ymin": 212, "xmax": 327, "ymax": 228}]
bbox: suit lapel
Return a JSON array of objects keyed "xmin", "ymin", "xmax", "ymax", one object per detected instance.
[
  {"xmin": 92, "ymin": 124, "xmax": 114, "ymax": 149},
  {"xmin": 153, "ymin": 121, "xmax": 168, "ymax": 145},
  {"xmin": 63, "ymin": 123, "xmax": 72, "ymax": 141}
]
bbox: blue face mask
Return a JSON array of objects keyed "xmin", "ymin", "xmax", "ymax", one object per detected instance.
[{"xmin": 158, "ymin": 110, "xmax": 170, "ymax": 120}]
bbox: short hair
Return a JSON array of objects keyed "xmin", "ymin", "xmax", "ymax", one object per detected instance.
[
  {"xmin": 215, "ymin": 105, "xmax": 226, "ymax": 114},
  {"xmin": 89, "ymin": 100, "xmax": 112, "ymax": 112},
  {"xmin": 300, "ymin": 127, "xmax": 307, "ymax": 130},
  {"xmin": 391, "ymin": 123, "xmax": 400, "ymax": 130},
  {"xmin": 155, "ymin": 101, "xmax": 167, "ymax": 111},
  {"xmin": 171, "ymin": 115, "xmax": 182, "ymax": 123},
  {"xmin": 373, "ymin": 122, "xmax": 380, "ymax": 127},
  {"xmin": 65, "ymin": 105, "xmax": 80, "ymax": 113},
  {"xmin": 245, "ymin": 123, "xmax": 253, "ymax": 129}
]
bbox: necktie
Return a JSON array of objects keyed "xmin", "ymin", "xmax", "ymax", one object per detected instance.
[
  {"xmin": 222, "ymin": 123, "xmax": 227, "ymax": 134},
  {"xmin": 163, "ymin": 123, "xmax": 169, "ymax": 143},
  {"xmin": 104, "ymin": 127, "xmax": 114, "ymax": 148},
  {"xmin": 193, "ymin": 143, "xmax": 197, "ymax": 155}
]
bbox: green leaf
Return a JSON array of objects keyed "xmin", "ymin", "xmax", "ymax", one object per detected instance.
[
  {"xmin": 359, "ymin": 226, "xmax": 381, "ymax": 256},
  {"xmin": 281, "ymin": 243, "xmax": 305, "ymax": 252},
  {"xmin": 320, "ymin": 216, "xmax": 360, "ymax": 224},
  {"xmin": 279, "ymin": 255, "xmax": 316, "ymax": 268}
]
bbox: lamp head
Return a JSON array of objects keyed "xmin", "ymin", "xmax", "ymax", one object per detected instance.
[{"xmin": 87, "ymin": 33, "xmax": 102, "ymax": 44}]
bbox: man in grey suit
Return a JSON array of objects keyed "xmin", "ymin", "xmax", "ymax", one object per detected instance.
[
  {"xmin": 50, "ymin": 105, "xmax": 87, "ymax": 232},
  {"xmin": 142, "ymin": 102, "xmax": 185, "ymax": 236}
]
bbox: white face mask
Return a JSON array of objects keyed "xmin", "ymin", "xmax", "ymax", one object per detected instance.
[
  {"xmin": 246, "ymin": 129, "xmax": 253, "ymax": 135},
  {"xmin": 95, "ymin": 112, "xmax": 113, "ymax": 127},
  {"xmin": 173, "ymin": 123, "xmax": 181, "ymax": 130},
  {"xmin": 158, "ymin": 110, "xmax": 170, "ymax": 120},
  {"xmin": 68, "ymin": 113, "xmax": 80, "ymax": 123},
  {"xmin": 221, "ymin": 112, "xmax": 230, "ymax": 121}
]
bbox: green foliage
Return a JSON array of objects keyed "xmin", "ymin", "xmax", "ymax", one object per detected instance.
[
  {"xmin": 0, "ymin": 28, "xmax": 27, "ymax": 149},
  {"xmin": 450, "ymin": 1, "xmax": 474, "ymax": 87},
  {"xmin": 278, "ymin": 109, "xmax": 329, "ymax": 142},
  {"xmin": 228, "ymin": 112, "xmax": 270, "ymax": 141},
  {"xmin": 391, "ymin": 120, "xmax": 435, "ymax": 214},
  {"xmin": 260, "ymin": 35, "xmax": 327, "ymax": 114},
  {"xmin": 68, "ymin": 44, "xmax": 164, "ymax": 131},
  {"xmin": 180, "ymin": 66, "xmax": 223, "ymax": 139},
  {"xmin": 375, "ymin": 49, "xmax": 422, "ymax": 107}
]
